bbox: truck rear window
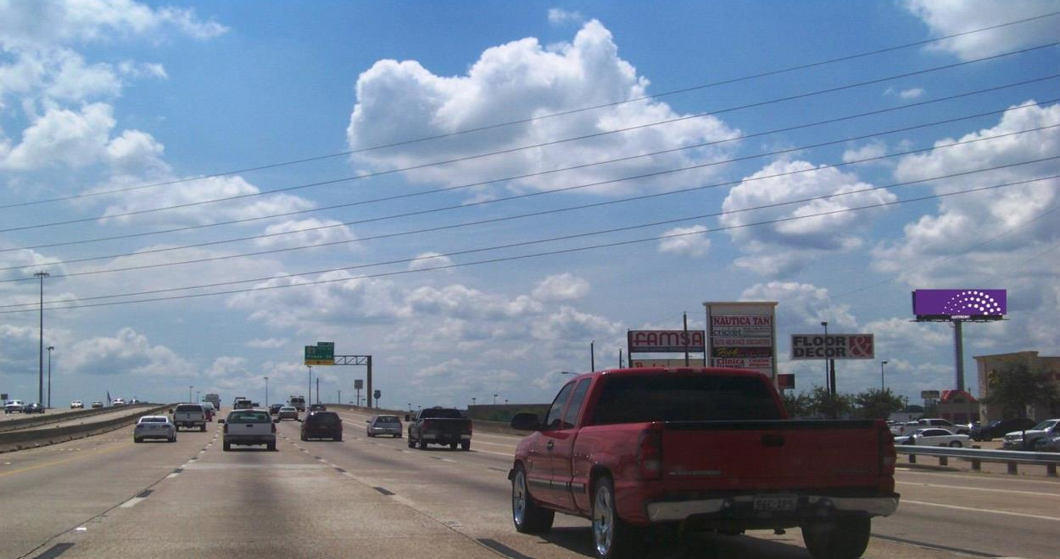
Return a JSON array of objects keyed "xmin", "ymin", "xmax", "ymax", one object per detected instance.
[
  {"xmin": 175, "ymin": 405, "xmax": 203, "ymax": 412},
  {"xmin": 420, "ymin": 409, "xmax": 463, "ymax": 419},
  {"xmin": 229, "ymin": 411, "xmax": 270, "ymax": 423},
  {"xmin": 591, "ymin": 374, "xmax": 781, "ymax": 424}
]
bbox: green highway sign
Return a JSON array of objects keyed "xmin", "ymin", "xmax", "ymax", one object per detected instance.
[{"xmin": 304, "ymin": 342, "xmax": 335, "ymax": 366}]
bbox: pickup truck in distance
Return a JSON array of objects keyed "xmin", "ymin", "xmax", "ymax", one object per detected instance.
[
  {"xmin": 406, "ymin": 407, "xmax": 472, "ymax": 450},
  {"xmin": 508, "ymin": 368, "xmax": 899, "ymax": 559},
  {"xmin": 173, "ymin": 404, "xmax": 207, "ymax": 432}
]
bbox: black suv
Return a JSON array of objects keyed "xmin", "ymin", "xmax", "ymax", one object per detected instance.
[
  {"xmin": 972, "ymin": 417, "xmax": 1037, "ymax": 441},
  {"xmin": 300, "ymin": 411, "xmax": 342, "ymax": 441},
  {"xmin": 308, "ymin": 403, "xmax": 327, "ymax": 412}
]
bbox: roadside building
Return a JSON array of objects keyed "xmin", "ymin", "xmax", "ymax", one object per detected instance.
[
  {"xmin": 935, "ymin": 390, "xmax": 978, "ymax": 425},
  {"xmin": 975, "ymin": 351, "xmax": 1060, "ymax": 422}
]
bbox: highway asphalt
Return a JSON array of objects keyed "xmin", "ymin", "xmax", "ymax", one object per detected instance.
[{"xmin": 0, "ymin": 408, "xmax": 1055, "ymax": 559}]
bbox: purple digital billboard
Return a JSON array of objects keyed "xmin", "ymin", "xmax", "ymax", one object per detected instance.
[{"xmin": 912, "ymin": 289, "xmax": 1006, "ymax": 319}]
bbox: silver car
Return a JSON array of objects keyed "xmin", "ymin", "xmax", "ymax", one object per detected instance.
[
  {"xmin": 366, "ymin": 415, "xmax": 403, "ymax": 438},
  {"xmin": 277, "ymin": 406, "xmax": 299, "ymax": 421},
  {"xmin": 134, "ymin": 415, "xmax": 176, "ymax": 443}
]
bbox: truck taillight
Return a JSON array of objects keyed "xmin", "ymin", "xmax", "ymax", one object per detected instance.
[
  {"xmin": 878, "ymin": 420, "xmax": 896, "ymax": 492},
  {"xmin": 637, "ymin": 425, "xmax": 664, "ymax": 480}
]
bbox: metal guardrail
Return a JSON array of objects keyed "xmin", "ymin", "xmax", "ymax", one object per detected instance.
[{"xmin": 896, "ymin": 445, "xmax": 1060, "ymax": 476}]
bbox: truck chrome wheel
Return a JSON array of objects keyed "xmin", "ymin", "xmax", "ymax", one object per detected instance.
[
  {"xmin": 512, "ymin": 469, "xmax": 528, "ymax": 525},
  {"xmin": 593, "ymin": 482, "xmax": 614, "ymax": 556}
]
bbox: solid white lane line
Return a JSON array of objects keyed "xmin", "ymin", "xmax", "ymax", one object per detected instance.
[
  {"xmin": 472, "ymin": 440, "xmax": 518, "ymax": 449},
  {"xmin": 473, "ymin": 449, "xmax": 513, "ymax": 457},
  {"xmin": 897, "ymin": 481, "xmax": 1060, "ymax": 498},
  {"xmin": 896, "ymin": 469, "xmax": 1060, "ymax": 486},
  {"xmin": 902, "ymin": 499, "xmax": 1060, "ymax": 522},
  {"xmin": 119, "ymin": 497, "xmax": 146, "ymax": 508}
]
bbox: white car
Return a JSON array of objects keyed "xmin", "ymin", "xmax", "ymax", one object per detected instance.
[
  {"xmin": 894, "ymin": 418, "xmax": 969, "ymax": 436},
  {"xmin": 112, "ymin": 398, "xmax": 126, "ymax": 406},
  {"xmin": 70, "ymin": 400, "xmax": 84, "ymax": 409},
  {"xmin": 895, "ymin": 428, "xmax": 971, "ymax": 447},
  {"xmin": 4, "ymin": 400, "xmax": 24, "ymax": 414},
  {"xmin": 134, "ymin": 416, "xmax": 176, "ymax": 443}
]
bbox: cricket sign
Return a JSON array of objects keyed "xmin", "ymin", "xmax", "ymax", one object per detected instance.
[
  {"xmin": 704, "ymin": 302, "xmax": 778, "ymax": 381},
  {"xmin": 790, "ymin": 334, "xmax": 875, "ymax": 360}
]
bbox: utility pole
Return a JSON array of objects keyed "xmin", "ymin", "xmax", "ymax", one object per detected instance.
[
  {"xmin": 264, "ymin": 376, "xmax": 269, "ymax": 407},
  {"xmin": 316, "ymin": 377, "xmax": 320, "ymax": 404},
  {"xmin": 880, "ymin": 360, "xmax": 889, "ymax": 391},
  {"xmin": 35, "ymin": 271, "xmax": 49, "ymax": 406},
  {"xmin": 619, "ymin": 349, "xmax": 624, "ymax": 368},
  {"xmin": 683, "ymin": 312, "xmax": 690, "ymax": 366},
  {"xmin": 590, "ymin": 341, "xmax": 596, "ymax": 372},
  {"xmin": 307, "ymin": 365, "xmax": 313, "ymax": 409},
  {"xmin": 47, "ymin": 346, "xmax": 54, "ymax": 408},
  {"xmin": 493, "ymin": 394, "xmax": 498, "ymax": 405}
]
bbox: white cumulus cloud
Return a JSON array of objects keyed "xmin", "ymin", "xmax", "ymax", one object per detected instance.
[
  {"xmin": 658, "ymin": 225, "xmax": 711, "ymax": 257},
  {"xmin": 533, "ymin": 273, "xmax": 590, "ymax": 301},
  {"xmin": 902, "ymin": 0, "xmax": 1058, "ymax": 60},
  {"xmin": 346, "ymin": 20, "xmax": 739, "ymax": 198}
]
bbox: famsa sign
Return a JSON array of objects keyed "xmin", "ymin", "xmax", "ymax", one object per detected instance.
[{"xmin": 627, "ymin": 330, "xmax": 705, "ymax": 353}]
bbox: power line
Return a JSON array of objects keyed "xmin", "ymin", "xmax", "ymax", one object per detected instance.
[
  {"xmin": 3, "ymin": 9, "xmax": 1056, "ymax": 210},
  {"xmin": 5, "ymin": 75, "xmax": 1053, "ymax": 254},
  {"xmin": 4, "ymin": 118, "xmax": 1054, "ymax": 278},
  {"xmin": 3, "ymin": 41, "xmax": 1056, "ymax": 233},
  {"xmin": 3, "ymin": 173, "xmax": 1054, "ymax": 312}
]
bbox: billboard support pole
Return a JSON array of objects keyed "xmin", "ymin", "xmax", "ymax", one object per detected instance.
[
  {"xmin": 953, "ymin": 320, "xmax": 965, "ymax": 392},
  {"xmin": 683, "ymin": 312, "xmax": 690, "ymax": 366}
]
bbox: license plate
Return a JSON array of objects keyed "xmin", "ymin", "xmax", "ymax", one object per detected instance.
[{"xmin": 753, "ymin": 495, "xmax": 797, "ymax": 512}]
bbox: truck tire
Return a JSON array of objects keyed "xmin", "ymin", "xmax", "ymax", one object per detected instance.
[
  {"xmin": 267, "ymin": 441, "xmax": 276, "ymax": 451},
  {"xmin": 511, "ymin": 465, "xmax": 554, "ymax": 534},
  {"xmin": 407, "ymin": 436, "xmax": 415, "ymax": 448},
  {"xmin": 450, "ymin": 442, "xmax": 458, "ymax": 450},
  {"xmin": 803, "ymin": 517, "xmax": 871, "ymax": 559},
  {"xmin": 591, "ymin": 475, "xmax": 645, "ymax": 559},
  {"xmin": 200, "ymin": 424, "xmax": 206, "ymax": 432},
  {"xmin": 461, "ymin": 441, "xmax": 470, "ymax": 451},
  {"xmin": 223, "ymin": 442, "xmax": 231, "ymax": 451},
  {"xmin": 418, "ymin": 438, "xmax": 428, "ymax": 450}
]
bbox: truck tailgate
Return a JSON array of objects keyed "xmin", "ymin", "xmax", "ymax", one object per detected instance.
[{"xmin": 662, "ymin": 420, "xmax": 883, "ymax": 489}]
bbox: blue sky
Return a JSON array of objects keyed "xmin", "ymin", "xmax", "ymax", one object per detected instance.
[{"xmin": 0, "ymin": 0, "xmax": 1057, "ymax": 410}]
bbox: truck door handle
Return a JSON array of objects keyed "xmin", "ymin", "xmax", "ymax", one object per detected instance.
[{"xmin": 546, "ymin": 441, "xmax": 554, "ymax": 450}]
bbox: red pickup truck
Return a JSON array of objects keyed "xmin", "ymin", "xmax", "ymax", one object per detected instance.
[{"xmin": 508, "ymin": 367, "xmax": 898, "ymax": 559}]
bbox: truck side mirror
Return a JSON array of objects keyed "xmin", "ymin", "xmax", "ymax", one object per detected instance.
[{"xmin": 511, "ymin": 412, "xmax": 542, "ymax": 431}]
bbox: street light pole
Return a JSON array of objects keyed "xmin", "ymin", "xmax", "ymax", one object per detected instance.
[
  {"xmin": 35, "ymin": 271, "xmax": 49, "ymax": 406},
  {"xmin": 307, "ymin": 365, "xmax": 313, "ymax": 410},
  {"xmin": 493, "ymin": 394, "xmax": 498, "ymax": 405},
  {"xmin": 820, "ymin": 321, "xmax": 829, "ymax": 393},
  {"xmin": 188, "ymin": 385, "xmax": 193, "ymax": 403},
  {"xmin": 881, "ymin": 360, "xmax": 889, "ymax": 391},
  {"xmin": 47, "ymin": 346, "xmax": 54, "ymax": 409},
  {"xmin": 264, "ymin": 376, "xmax": 269, "ymax": 407}
]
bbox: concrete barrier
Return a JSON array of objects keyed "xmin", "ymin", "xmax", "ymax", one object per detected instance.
[
  {"xmin": 0, "ymin": 404, "xmax": 156, "ymax": 433},
  {"xmin": 0, "ymin": 404, "xmax": 173, "ymax": 453}
]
